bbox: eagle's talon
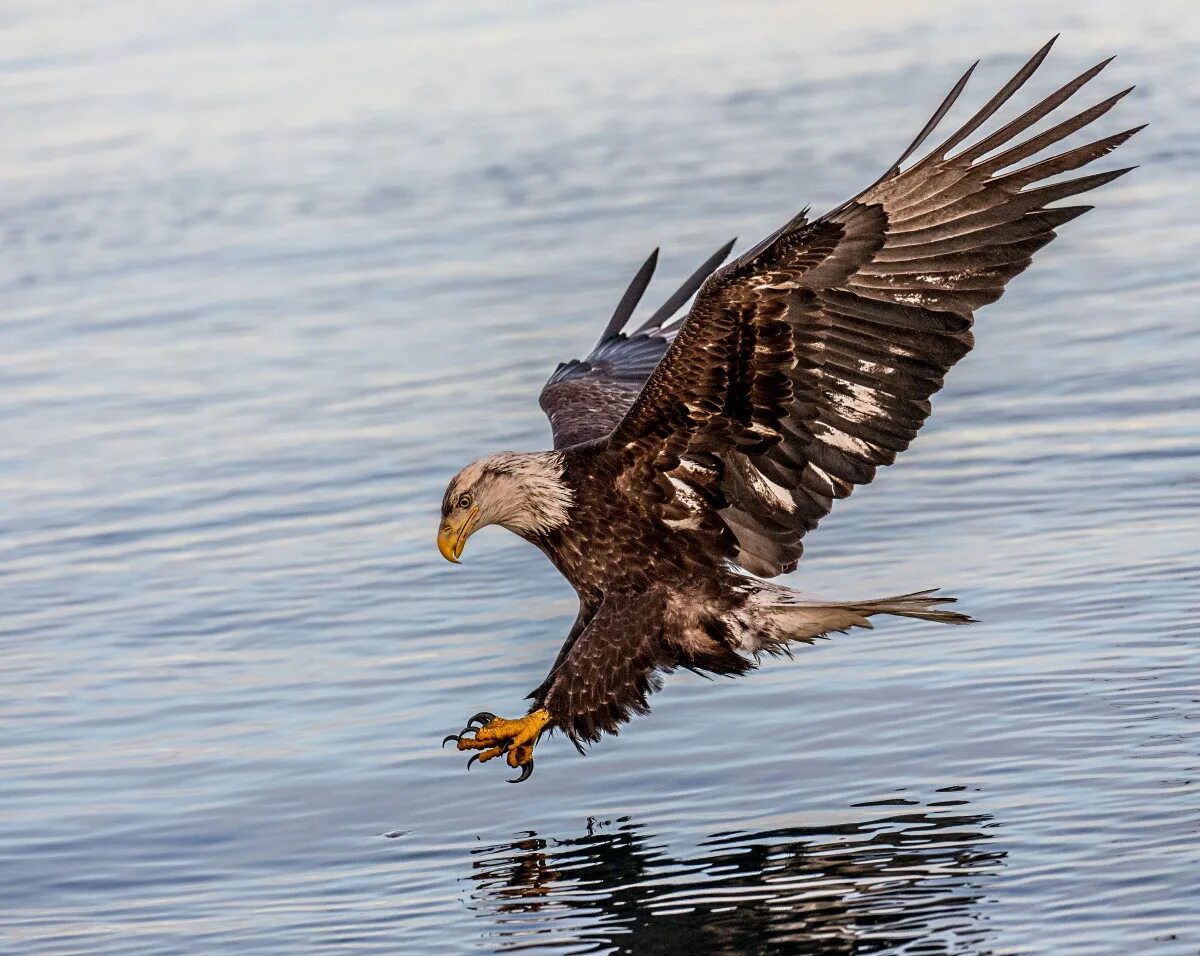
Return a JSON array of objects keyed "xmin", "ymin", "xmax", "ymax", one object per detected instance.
[
  {"xmin": 444, "ymin": 709, "xmax": 551, "ymax": 779},
  {"xmin": 441, "ymin": 734, "xmax": 460, "ymax": 748}
]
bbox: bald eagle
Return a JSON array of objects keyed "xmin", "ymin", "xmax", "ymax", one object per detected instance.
[{"xmin": 439, "ymin": 39, "xmax": 1139, "ymax": 782}]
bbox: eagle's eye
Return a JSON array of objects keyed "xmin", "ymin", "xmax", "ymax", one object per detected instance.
[{"xmin": 457, "ymin": 493, "xmax": 473, "ymax": 510}]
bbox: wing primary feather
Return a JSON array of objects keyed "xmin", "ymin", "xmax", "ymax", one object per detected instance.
[
  {"xmin": 976, "ymin": 89, "xmax": 1137, "ymax": 175},
  {"xmin": 1016, "ymin": 165, "xmax": 1136, "ymax": 205},
  {"xmin": 879, "ymin": 60, "xmax": 978, "ymax": 181},
  {"xmin": 600, "ymin": 248, "xmax": 659, "ymax": 342},
  {"xmin": 921, "ymin": 35, "xmax": 1059, "ymax": 167},
  {"xmin": 994, "ymin": 125, "xmax": 1145, "ymax": 190},
  {"xmin": 954, "ymin": 57, "xmax": 1118, "ymax": 165},
  {"xmin": 635, "ymin": 238, "xmax": 737, "ymax": 333}
]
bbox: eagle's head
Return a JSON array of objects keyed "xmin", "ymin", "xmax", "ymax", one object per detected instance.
[{"xmin": 437, "ymin": 451, "xmax": 573, "ymax": 563}]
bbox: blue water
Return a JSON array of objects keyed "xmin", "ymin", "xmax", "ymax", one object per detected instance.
[{"xmin": 3, "ymin": 2, "xmax": 1198, "ymax": 953}]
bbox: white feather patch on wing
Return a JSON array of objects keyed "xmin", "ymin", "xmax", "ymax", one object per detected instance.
[
  {"xmin": 664, "ymin": 475, "xmax": 706, "ymax": 530},
  {"xmin": 806, "ymin": 464, "xmax": 838, "ymax": 494},
  {"xmin": 828, "ymin": 382, "xmax": 887, "ymax": 425},
  {"xmin": 813, "ymin": 423, "xmax": 876, "ymax": 457},
  {"xmin": 740, "ymin": 460, "xmax": 797, "ymax": 514}
]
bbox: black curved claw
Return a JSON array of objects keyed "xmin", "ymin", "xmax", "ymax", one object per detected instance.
[
  {"xmin": 468, "ymin": 711, "xmax": 496, "ymax": 728},
  {"xmin": 441, "ymin": 734, "xmax": 460, "ymax": 748},
  {"xmin": 466, "ymin": 753, "xmax": 481, "ymax": 771},
  {"xmin": 458, "ymin": 725, "xmax": 479, "ymax": 738},
  {"xmin": 507, "ymin": 758, "xmax": 535, "ymax": 784}
]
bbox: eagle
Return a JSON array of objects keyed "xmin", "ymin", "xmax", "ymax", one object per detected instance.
[{"xmin": 438, "ymin": 38, "xmax": 1139, "ymax": 782}]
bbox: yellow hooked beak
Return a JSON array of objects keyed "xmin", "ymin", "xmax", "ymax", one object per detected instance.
[{"xmin": 437, "ymin": 506, "xmax": 480, "ymax": 564}]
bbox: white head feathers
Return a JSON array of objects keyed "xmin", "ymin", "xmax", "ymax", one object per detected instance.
[{"xmin": 442, "ymin": 451, "xmax": 574, "ymax": 538}]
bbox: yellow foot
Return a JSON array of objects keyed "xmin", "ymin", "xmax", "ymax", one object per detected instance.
[{"xmin": 442, "ymin": 708, "xmax": 551, "ymax": 783}]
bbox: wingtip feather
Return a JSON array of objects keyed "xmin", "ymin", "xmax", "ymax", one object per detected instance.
[
  {"xmin": 924, "ymin": 38, "xmax": 1060, "ymax": 164},
  {"xmin": 635, "ymin": 238, "xmax": 739, "ymax": 333},
  {"xmin": 601, "ymin": 248, "xmax": 660, "ymax": 341}
]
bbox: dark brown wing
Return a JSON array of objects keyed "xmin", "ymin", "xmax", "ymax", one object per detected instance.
[
  {"xmin": 539, "ymin": 241, "xmax": 735, "ymax": 448},
  {"xmin": 528, "ymin": 592, "xmax": 672, "ymax": 743},
  {"xmin": 609, "ymin": 38, "xmax": 1141, "ymax": 576}
]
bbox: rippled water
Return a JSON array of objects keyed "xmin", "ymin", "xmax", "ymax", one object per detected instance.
[{"xmin": 3, "ymin": 2, "xmax": 1198, "ymax": 953}]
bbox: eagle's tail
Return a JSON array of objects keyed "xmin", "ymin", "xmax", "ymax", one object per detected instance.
[{"xmin": 737, "ymin": 585, "xmax": 975, "ymax": 656}]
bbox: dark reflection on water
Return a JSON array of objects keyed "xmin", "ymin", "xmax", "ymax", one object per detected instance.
[{"xmin": 465, "ymin": 800, "xmax": 1001, "ymax": 954}]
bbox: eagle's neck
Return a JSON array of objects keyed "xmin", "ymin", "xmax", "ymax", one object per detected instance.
[{"xmin": 494, "ymin": 451, "xmax": 574, "ymax": 537}]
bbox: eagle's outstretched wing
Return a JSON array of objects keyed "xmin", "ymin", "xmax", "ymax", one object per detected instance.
[
  {"xmin": 539, "ymin": 241, "xmax": 735, "ymax": 449},
  {"xmin": 609, "ymin": 38, "xmax": 1141, "ymax": 576}
]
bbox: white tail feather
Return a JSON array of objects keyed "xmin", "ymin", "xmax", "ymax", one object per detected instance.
[{"xmin": 737, "ymin": 585, "xmax": 974, "ymax": 655}]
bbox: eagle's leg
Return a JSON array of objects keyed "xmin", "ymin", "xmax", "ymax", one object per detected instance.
[{"xmin": 442, "ymin": 708, "xmax": 551, "ymax": 783}]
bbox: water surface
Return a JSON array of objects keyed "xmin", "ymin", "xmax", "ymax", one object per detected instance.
[{"xmin": 3, "ymin": 1, "xmax": 1198, "ymax": 953}]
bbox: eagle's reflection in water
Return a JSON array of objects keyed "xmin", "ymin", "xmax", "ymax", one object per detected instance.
[{"xmin": 464, "ymin": 796, "xmax": 1002, "ymax": 954}]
